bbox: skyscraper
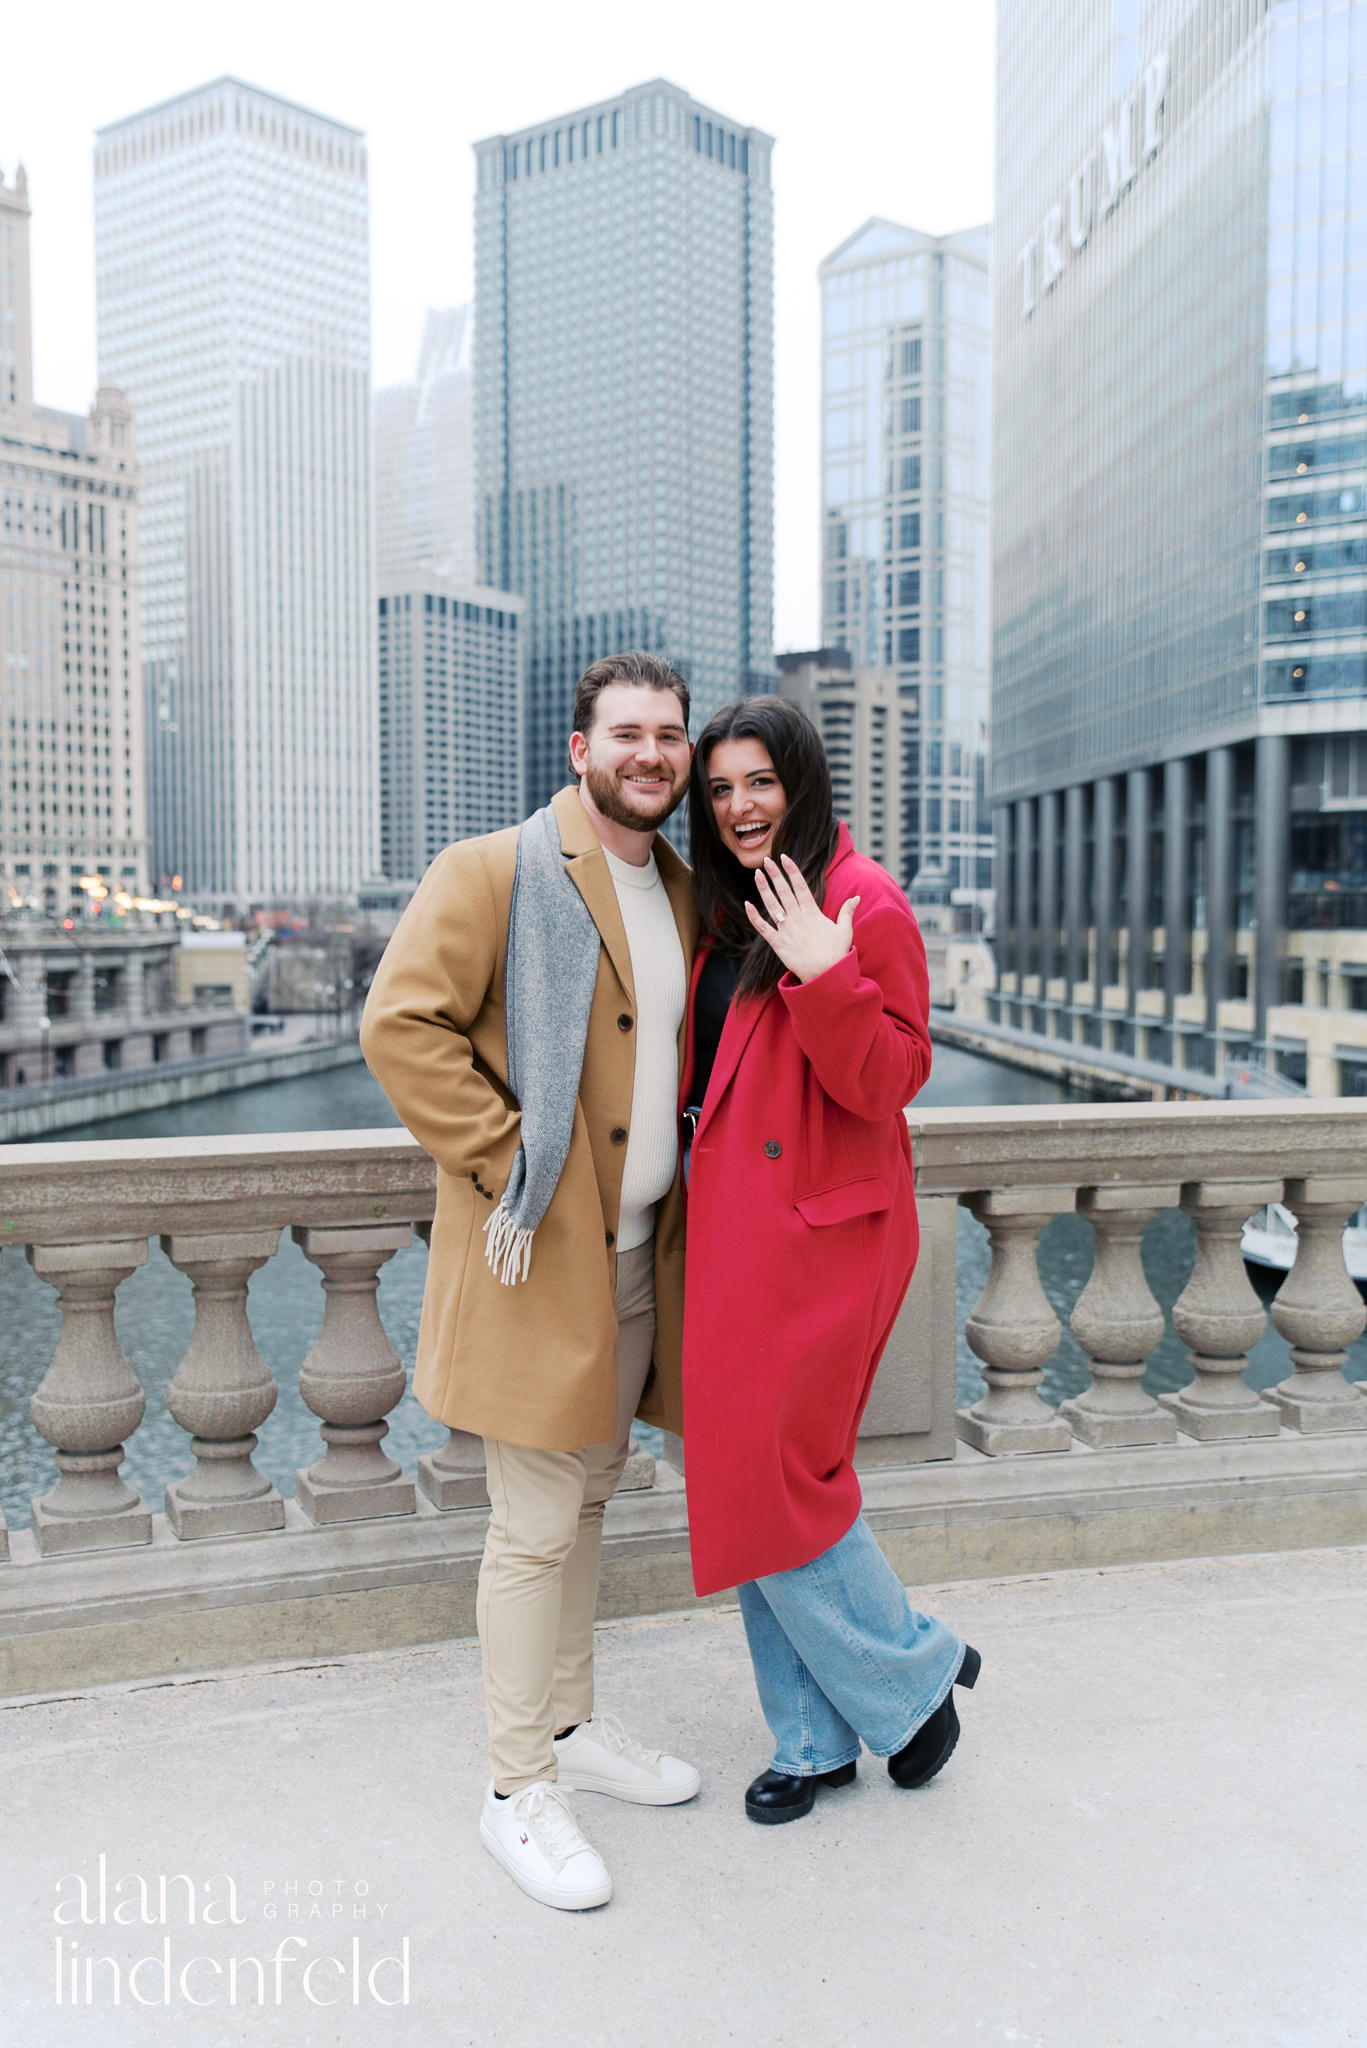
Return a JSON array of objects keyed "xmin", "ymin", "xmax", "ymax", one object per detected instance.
[
  {"xmin": 777, "ymin": 649, "xmax": 902, "ymax": 878},
  {"xmin": 93, "ymin": 77, "xmax": 374, "ymax": 905},
  {"xmin": 377, "ymin": 575, "xmax": 523, "ymax": 882},
  {"xmin": 988, "ymin": 0, "xmax": 1367, "ymax": 1096},
  {"xmin": 1, "ymin": 166, "xmax": 146, "ymax": 914},
  {"xmin": 819, "ymin": 220, "xmax": 993, "ymax": 904},
  {"xmin": 474, "ymin": 79, "xmax": 774, "ymax": 807},
  {"xmin": 375, "ymin": 307, "xmax": 475, "ymax": 587}
]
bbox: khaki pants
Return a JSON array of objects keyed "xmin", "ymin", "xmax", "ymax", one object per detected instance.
[{"xmin": 477, "ymin": 1239, "xmax": 657, "ymax": 1796}]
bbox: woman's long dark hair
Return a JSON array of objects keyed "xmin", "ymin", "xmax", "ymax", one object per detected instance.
[{"xmin": 689, "ymin": 697, "xmax": 840, "ymax": 998}]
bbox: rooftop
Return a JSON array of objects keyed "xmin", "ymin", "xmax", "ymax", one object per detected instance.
[{"xmin": 5, "ymin": 1544, "xmax": 1363, "ymax": 2045}]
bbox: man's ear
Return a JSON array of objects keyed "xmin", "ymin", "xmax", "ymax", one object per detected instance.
[{"xmin": 568, "ymin": 729, "xmax": 589, "ymax": 777}]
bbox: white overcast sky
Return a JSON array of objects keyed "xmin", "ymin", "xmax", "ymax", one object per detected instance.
[{"xmin": 2, "ymin": 0, "xmax": 994, "ymax": 652}]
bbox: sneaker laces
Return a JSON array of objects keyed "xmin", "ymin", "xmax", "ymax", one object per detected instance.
[
  {"xmin": 590, "ymin": 1712, "xmax": 661, "ymax": 1768},
  {"xmin": 512, "ymin": 1783, "xmax": 592, "ymax": 1871}
]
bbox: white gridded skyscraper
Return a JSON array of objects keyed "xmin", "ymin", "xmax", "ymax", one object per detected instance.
[
  {"xmin": 474, "ymin": 79, "xmax": 775, "ymax": 808},
  {"xmin": 93, "ymin": 77, "xmax": 375, "ymax": 904}
]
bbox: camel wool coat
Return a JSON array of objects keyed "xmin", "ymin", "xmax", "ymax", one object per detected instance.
[{"xmin": 360, "ymin": 786, "xmax": 698, "ymax": 1450}]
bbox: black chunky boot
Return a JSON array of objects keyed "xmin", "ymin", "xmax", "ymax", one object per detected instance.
[
  {"xmin": 744, "ymin": 1760, "xmax": 857, "ymax": 1825},
  {"xmin": 887, "ymin": 1644, "xmax": 982, "ymax": 1790}
]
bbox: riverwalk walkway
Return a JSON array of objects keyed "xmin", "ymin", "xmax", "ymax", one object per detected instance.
[{"xmin": 4, "ymin": 1543, "xmax": 1364, "ymax": 2047}]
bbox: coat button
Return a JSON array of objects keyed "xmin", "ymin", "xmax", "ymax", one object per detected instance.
[
  {"xmin": 764, "ymin": 1140, "xmax": 782, "ymax": 1159},
  {"xmin": 611, "ymin": 1126, "xmax": 627, "ymax": 1144},
  {"xmin": 617, "ymin": 1013, "xmax": 633, "ymax": 1031},
  {"xmin": 605, "ymin": 1230, "xmax": 615, "ymax": 1247}
]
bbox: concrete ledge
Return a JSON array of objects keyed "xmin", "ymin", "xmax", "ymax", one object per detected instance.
[{"xmin": 3, "ymin": 1436, "xmax": 1367, "ymax": 1699}]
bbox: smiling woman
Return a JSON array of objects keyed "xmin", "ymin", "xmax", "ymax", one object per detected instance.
[{"xmin": 681, "ymin": 693, "xmax": 979, "ymax": 1827}]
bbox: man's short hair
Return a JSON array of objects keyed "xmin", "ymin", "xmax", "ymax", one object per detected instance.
[{"xmin": 572, "ymin": 651, "xmax": 691, "ymax": 737}]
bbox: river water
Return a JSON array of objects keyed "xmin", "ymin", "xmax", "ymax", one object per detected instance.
[{"xmin": 1, "ymin": 1047, "xmax": 1361, "ymax": 1528}]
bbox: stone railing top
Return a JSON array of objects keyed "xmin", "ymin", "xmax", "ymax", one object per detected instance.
[
  {"xmin": 0, "ymin": 1128, "xmax": 436, "ymax": 1243},
  {"xmin": 905, "ymin": 1098, "xmax": 1367, "ymax": 1197},
  {"xmin": 1, "ymin": 1100, "xmax": 1366, "ymax": 1244}
]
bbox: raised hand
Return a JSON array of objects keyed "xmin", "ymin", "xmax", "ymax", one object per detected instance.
[{"xmin": 745, "ymin": 855, "xmax": 859, "ymax": 985}]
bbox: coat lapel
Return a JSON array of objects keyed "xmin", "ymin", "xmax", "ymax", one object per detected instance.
[
  {"xmin": 653, "ymin": 834, "xmax": 701, "ymax": 1063},
  {"xmin": 693, "ymin": 982, "xmax": 772, "ymax": 1139},
  {"xmin": 552, "ymin": 786, "xmax": 636, "ymax": 1003},
  {"xmin": 550, "ymin": 787, "xmax": 699, "ymax": 1013}
]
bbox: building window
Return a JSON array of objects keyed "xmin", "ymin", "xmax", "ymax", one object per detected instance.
[
  {"xmin": 900, "ymin": 457, "xmax": 921, "ymax": 492},
  {"xmin": 899, "ymin": 512, "xmax": 920, "ymax": 550}
]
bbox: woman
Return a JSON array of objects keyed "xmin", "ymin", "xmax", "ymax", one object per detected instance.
[{"xmin": 681, "ymin": 697, "xmax": 979, "ymax": 1824}]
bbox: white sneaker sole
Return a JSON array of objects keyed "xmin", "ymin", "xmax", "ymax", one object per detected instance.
[
  {"xmin": 479, "ymin": 1816, "xmax": 612, "ymax": 1911},
  {"xmin": 554, "ymin": 1765, "xmax": 701, "ymax": 1806}
]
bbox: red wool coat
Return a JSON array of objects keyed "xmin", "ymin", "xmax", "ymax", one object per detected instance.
[{"xmin": 680, "ymin": 825, "xmax": 932, "ymax": 1597}]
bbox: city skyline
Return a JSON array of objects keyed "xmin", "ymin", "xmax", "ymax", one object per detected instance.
[{"xmin": 0, "ymin": 1, "xmax": 995, "ymax": 655}]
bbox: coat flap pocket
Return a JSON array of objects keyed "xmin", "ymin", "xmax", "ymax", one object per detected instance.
[{"xmin": 795, "ymin": 1177, "xmax": 892, "ymax": 1227}]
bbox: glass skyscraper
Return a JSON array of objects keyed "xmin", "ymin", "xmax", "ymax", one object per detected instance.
[
  {"xmin": 94, "ymin": 78, "xmax": 375, "ymax": 905},
  {"xmin": 819, "ymin": 221, "xmax": 993, "ymax": 902},
  {"xmin": 473, "ymin": 79, "xmax": 774, "ymax": 807},
  {"xmin": 988, "ymin": 0, "xmax": 1367, "ymax": 1095}
]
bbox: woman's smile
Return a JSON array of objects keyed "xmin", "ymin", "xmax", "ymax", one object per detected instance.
[{"xmin": 707, "ymin": 737, "xmax": 788, "ymax": 867}]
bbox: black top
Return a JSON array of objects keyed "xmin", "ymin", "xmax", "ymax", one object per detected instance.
[{"xmin": 690, "ymin": 949, "xmax": 741, "ymax": 1109}]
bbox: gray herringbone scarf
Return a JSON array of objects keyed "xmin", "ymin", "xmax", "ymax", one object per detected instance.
[{"xmin": 483, "ymin": 802, "xmax": 600, "ymax": 1284}]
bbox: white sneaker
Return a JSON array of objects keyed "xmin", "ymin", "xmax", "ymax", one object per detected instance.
[
  {"xmin": 553, "ymin": 1713, "xmax": 701, "ymax": 1805},
  {"xmin": 479, "ymin": 1781, "xmax": 612, "ymax": 1911}
]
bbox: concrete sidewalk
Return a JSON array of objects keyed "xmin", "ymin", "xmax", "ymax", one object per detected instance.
[{"xmin": 3, "ymin": 1546, "xmax": 1365, "ymax": 2048}]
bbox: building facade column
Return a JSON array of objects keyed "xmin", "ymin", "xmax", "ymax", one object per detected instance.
[
  {"xmin": 1015, "ymin": 796, "xmax": 1034, "ymax": 995},
  {"xmin": 1254, "ymin": 733, "xmax": 1289, "ymax": 1050},
  {"xmin": 1162, "ymin": 756, "xmax": 1191, "ymax": 1028},
  {"xmin": 1126, "ymin": 768, "xmax": 1151, "ymax": 1017},
  {"xmin": 1038, "ymin": 789, "xmax": 1059, "ymax": 998},
  {"xmin": 1205, "ymin": 745, "xmax": 1233, "ymax": 1036},
  {"xmin": 1064, "ymin": 783, "xmax": 1085, "ymax": 1009},
  {"xmin": 993, "ymin": 803, "xmax": 1014, "ymax": 997},
  {"xmin": 1093, "ymin": 776, "xmax": 1116, "ymax": 1002}
]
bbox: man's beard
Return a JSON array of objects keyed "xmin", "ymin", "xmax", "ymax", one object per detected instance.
[{"xmin": 581, "ymin": 760, "xmax": 687, "ymax": 832}]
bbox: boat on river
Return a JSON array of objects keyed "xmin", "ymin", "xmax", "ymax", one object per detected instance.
[{"xmin": 1241, "ymin": 1203, "xmax": 1367, "ymax": 1285}]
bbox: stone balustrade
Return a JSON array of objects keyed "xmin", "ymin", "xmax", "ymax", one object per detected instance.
[{"xmin": 0, "ymin": 1103, "xmax": 1365, "ymax": 1696}]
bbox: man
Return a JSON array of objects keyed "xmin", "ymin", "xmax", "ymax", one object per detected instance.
[{"xmin": 361, "ymin": 650, "xmax": 700, "ymax": 1913}]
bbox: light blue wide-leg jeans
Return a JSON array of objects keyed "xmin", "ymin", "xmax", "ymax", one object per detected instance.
[{"xmin": 736, "ymin": 1515, "xmax": 965, "ymax": 1777}]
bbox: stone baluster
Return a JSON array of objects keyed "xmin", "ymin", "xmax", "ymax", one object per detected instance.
[
  {"xmin": 1161, "ymin": 1181, "xmax": 1282, "ymax": 1440},
  {"xmin": 162, "ymin": 1229, "xmax": 286, "ymax": 1537},
  {"xmin": 27, "ymin": 1238, "xmax": 152, "ymax": 1555},
  {"xmin": 1262, "ymin": 1178, "xmax": 1367, "ymax": 1432},
  {"xmin": 293, "ymin": 1224, "xmax": 417, "ymax": 1522},
  {"xmin": 418, "ymin": 1429, "xmax": 490, "ymax": 1511},
  {"xmin": 619, "ymin": 1434, "xmax": 657, "ymax": 1490},
  {"xmin": 958, "ymin": 1188, "xmax": 1074, "ymax": 1454},
  {"xmin": 410, "ymin": 1216, "xmax": 491, "ymax": 1509},
  {"xmin": 1060, "ymin": 1185, "xmax": 1179, "ymax": 1446}
]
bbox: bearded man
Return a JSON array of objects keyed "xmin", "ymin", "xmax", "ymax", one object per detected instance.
[{"xmin": 361, "ymin": 650, "xmax": 700, "ymax": 1913}]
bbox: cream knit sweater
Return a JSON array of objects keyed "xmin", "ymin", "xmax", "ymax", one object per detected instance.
[{"xmin": 603, "ymin": 847, "xmax": 687, "ymax": 1252}]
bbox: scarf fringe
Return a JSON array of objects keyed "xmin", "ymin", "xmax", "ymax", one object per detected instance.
[{"xmin": 483, "ymin": 1202, "xmax": 534, "ymax": 1286}]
